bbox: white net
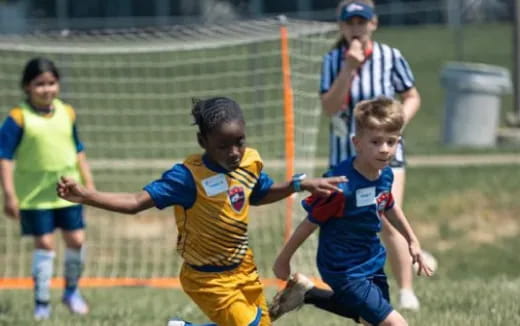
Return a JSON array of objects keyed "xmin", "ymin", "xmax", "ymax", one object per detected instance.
[{"xmin": 0, "ymin": 18, "xmax": 336, "ymax": 282}]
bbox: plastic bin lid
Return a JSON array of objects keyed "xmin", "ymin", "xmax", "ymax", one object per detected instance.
[{"xmin": 440, "ymin": 62, "xmax": 512, "ymax": 94}]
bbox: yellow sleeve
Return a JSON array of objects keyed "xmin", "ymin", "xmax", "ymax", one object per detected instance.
[
  {"xmin": 8, "ymin": 107, "xmax": 24, "ymax": 127},
  {"xmin": 64, "ymin": 103, "xmax": 76, "ymax": 122}
]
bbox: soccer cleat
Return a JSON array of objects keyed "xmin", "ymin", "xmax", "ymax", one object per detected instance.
[
  {"xmin": 34, "ymin": 303, "xmax": 51, "ymax": 321},
  {"xmin": 62, "ymin": 290, "xmax": 89, "ymax": 315},
  {"xmin": 167, "ymin": 318, "xmax": 192, "ymax": 326},
  {"xmin": 398, "ymin": 288, "xmax": 420, "ymax": 311},
  {"xmin": 269, "ymin": 273, "xmax": 314, "ymax": 321}
]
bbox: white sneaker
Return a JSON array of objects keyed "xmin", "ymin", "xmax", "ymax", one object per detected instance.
[
  {"xmin": 269, "ymin": 273, "xmax": 314, "ymax": 321},
  {"xmin": 398, "ymin": 288, "xmax": 420, "ymax": 311},
  {"xmin": 167, "ymin": 318, "xmax": 188, "ymax": 326}
]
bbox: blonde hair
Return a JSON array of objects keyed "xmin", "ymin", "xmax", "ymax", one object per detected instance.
[
  {"xmin": 332, "ymin": 0, "xmax": 377, "ymax": 49},
  {"xmin": 354, "ymin": 97, "xmax": 404, "ymax": 135}
]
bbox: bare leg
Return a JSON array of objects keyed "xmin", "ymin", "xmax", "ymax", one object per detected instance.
[
  {"xmin": 359, "ymin": 310, "xmax": 407, "ymax": 326},
  {"xmin": 380, "ymin": 169, "xmax": 418, "ymax": 310}
]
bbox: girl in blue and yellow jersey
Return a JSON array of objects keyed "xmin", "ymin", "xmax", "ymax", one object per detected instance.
[
  {"xmin": 57, "ymin": 96, "xmax": 346, "ymax": 326},
  {"xmin": 0, "ymin": 58, "xmax": 94, "ymax": 320}
]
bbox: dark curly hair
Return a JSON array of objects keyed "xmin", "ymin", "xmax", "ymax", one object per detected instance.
[{"xmin": 191, "ymin": 97, "xmax": 245, "ymax": 136}]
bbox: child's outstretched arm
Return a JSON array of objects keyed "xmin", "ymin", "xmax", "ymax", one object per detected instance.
[
  {"xmin": 273, "ymin": 219, "xmax": 318, "ymax": 280},
  {"xmin": 385, "ymin": 204, "xmax": 433, "ymax": 277},
  {"xmin": 254, "ymin": 176, "xmax": 347, "ymax": 205},
  {"xmin": 57, "ymin": 176, "xmax": 155, "ymax": 214}
]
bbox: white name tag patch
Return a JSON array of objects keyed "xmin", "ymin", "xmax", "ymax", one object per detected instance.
[
  {"xmin": 202, "ymin": 174, "xmax": 228, "ymax": 196},
  {"xmin": 356, "ymin": 187, "xmax": 376, "ymax": 207}
]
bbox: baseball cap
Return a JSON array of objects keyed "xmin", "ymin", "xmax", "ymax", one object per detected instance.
[{"xmin": 339, "ymin": 2, "xmax": 375, "ymax": 21}]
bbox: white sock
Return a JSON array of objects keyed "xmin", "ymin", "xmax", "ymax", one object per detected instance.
[
  {"xmin": 64, "ymin": 247, "xmax": 85, "ymax": 293},
  {"xmin": 32, "ymin": 249, "xmax": 55, "ymax": 303}
]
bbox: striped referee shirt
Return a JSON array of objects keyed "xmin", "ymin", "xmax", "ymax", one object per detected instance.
[{"xmin": 320, "ymin": 41, "xmax": 415, "ymax": 168}]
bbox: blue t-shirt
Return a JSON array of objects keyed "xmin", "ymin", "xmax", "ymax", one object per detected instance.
[
  {"xmin": 144, "ymin": 154, "xmax": 274, "ymax": 210},
  {"xmin": 303, "ymin": 157, "xmax": 394, "ymax": 285}
]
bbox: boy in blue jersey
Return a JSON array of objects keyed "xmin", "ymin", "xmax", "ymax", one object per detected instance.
[
  {"xmin": 271, "ymin": 97, "xmax": 432, "ymax": 325},
  {"xmin": 321, "ymin": 0, "xmax": 427, "ymax": 310},
  {"xmin": 57, "ymin": 96, "xmax": 347, "ymax": 326}
]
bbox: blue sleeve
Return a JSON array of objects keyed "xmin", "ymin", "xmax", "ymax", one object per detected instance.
[
  {"xmin": 249, "ymin": 171, "xmax": 274, "ymax": 205},
  {"xmin": 143, "ymin": 164, "xmax": 196, "ymax": 209},
  {"xmin": 0, "ymin": 117, "xmax": 23, "ymax": 160},
  {"xmin": 391, "ymin": 48, "xmax": 415, "ymax": 93},
  {"xmin": 307, "ymin": 214, "xmax": 323, "ymax": 225},
  {"xmin": 73, "ymin": 124, "xmax": 85, "ymax": 152},
  {"xmin": 321, "ymin": 169, "xmax": 333, "ymax": 178}
]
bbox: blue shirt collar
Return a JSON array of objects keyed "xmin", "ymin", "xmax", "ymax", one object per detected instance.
[{"xmin": 202, "ymin": 154, "xmax": 229, "ymax": 174}]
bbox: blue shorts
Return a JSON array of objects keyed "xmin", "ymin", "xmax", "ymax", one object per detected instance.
[
  {"xmin": 20, "ymin": 205, "xmax": 85, "ymax": 236},
  {"xmin": 329, "ymin": 270, "xmax": 393, "ymax": 325}
]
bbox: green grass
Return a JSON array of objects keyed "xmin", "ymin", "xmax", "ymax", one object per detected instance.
[
  {"xmin": 1, "ymin": 277, "xmax": 520, "ymax": 325},
  {"xmin": 2, "ymin": 164, "xmax": 520, "ymax": 325}
]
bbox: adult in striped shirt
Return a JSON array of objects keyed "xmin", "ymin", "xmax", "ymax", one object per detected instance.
[{"xmin": 320, "ymin": 0, "xmax": 423, "ymax": 311}]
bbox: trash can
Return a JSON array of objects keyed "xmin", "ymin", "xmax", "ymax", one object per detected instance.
[{"xmin": 441, "ymin": 62, "xmax": 512, "ymax": 147}]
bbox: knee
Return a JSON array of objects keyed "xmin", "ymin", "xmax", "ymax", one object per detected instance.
[
  {"xmin": 378, "ymin": 311, "xmax": 407, "ymax": 326},
  {"xmin": 35, "ymin": 235, "xmax": 54, "ymax": 250},
  {"xmin": 64, "ymin": 231, "xmax": 85, "ymax": 249}
]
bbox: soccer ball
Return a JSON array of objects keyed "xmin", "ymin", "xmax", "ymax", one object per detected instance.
[{"xmin": 413, "ymin": 250, "xmax": 438, "ymax": 274}]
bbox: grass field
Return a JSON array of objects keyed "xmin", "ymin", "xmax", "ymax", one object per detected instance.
[
  {"xmin": 2, "ymin": 164, "xmax": 520, "ymax": 325},
  {"xmin": 2, "ymin": 278, "xmax": 519, "ymax": 325}
]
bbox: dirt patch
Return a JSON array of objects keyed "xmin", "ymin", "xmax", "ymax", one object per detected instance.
[{"xmin": 414, "ymin": 190, "xmax": 520, "ymax": 251}]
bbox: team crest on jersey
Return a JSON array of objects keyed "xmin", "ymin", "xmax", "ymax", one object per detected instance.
[
  {"xmin": 376, "ymin": 191, "xmax": 391, "ymax": 211},
  {"xmin": 228, "ymin": 185, "xmax": 246, "ymax": 213}
]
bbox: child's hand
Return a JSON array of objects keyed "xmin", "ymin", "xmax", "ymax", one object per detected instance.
[
  {"xmin": 409, "ymin": 242, "xmax": 434, "ymax": 277},
  {"xmin": 57, "ymin": 176, "xmax": 89, "ymax": 203},
  {"xmin": 301, "ymin": 176, "xmax": 347, "ymax": 197},
  {"xmin": 3, "ymin": 195, "xmax": 20, "ymax": 220},
  {"xmin": 345, "ymin": 38, "xmax": 365, "ymax": 70},
  {"xmin": 273, "ymin": 256, "xmax": 291, "ymax": 281}
]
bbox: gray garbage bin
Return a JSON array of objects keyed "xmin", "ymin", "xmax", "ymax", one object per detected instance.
[{"xmin": 441, "ymin": 62, "xmax": 512, "ymax": 147}]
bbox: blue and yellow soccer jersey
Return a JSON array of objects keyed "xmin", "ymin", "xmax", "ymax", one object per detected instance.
[
  {"xmin": 302, "ymin": 157, "xmax": 394, "ymax": 285},
  {"xmin": 144, "ymin": 147, "xmax": 273, "ymax": 270},
  {"xmin": 144, "ymin": 147, "xmax": 274, "ymax": 325}
]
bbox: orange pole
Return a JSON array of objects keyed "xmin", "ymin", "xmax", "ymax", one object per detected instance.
[{"xmin": 279, "ymin": 17, "xmax": 295, "ymax": 244}]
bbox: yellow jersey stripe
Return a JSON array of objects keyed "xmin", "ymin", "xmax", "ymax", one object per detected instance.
[
  {"xmin": 233, "ymin": 168, "xmax": 258, "ymax": 184},
  {"xmin": 227, "ymin": 173, "xmax": 254, "ymax": 189}
]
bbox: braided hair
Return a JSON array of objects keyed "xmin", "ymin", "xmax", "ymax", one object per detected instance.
[{"xmin": 191, "ymin": 97, "xmax": 245, "ymax": 136}]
